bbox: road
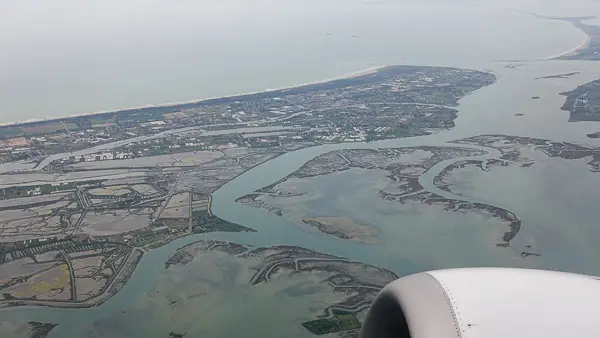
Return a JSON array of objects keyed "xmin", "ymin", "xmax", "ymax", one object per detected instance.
[
  {"xmin": 207, "ymin": 194, "xmax": 213, "ymax": 216},
  {"xmin": 337, "ymin": 152, "xmax": 351, "ymax": 166},
  {"xmin": 0, "ymin": 248, "xmax": 138, "ymax": 309},
  {"xmin": 188, "ymin": 190, "xmax": 193, "ymax": 231},
  {"xmin": 60, "ymin": 250, "xmax": 76, "ymax": 301},
  {"xmin": 153, "ymin": 171, "xmax": 184, "ymax": 221},
  {"xmin": 250, "ymin": 257, "xmax": 351, "ymax": 285}
]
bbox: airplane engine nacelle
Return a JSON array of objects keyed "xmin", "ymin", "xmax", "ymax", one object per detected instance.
[{"xmin": 360, "ymin": 268, "xmax": 600, "ymax": 338}]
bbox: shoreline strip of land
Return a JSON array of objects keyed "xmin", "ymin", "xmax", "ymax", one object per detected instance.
[
  {"xmin": 0, "ymin": 65, "xmax": 386, "ymax": 128},
  {"xmin": 544, "ymin": 33, "xmax": 591, "ymax": 60}
]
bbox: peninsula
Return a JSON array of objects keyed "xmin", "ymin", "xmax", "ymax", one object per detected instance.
[{"xmin": 560, "ymin": 77, "xmax": 600, "ymax": 122}]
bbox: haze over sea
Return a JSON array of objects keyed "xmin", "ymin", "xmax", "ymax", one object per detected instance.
[{"xmin": 0, "ymin": 0, "xmax": 598, "ymax": 124}]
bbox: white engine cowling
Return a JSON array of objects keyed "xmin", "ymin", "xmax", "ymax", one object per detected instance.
[{"xmin": 360, "ymin": 268, "xmax": 600, "ymax": 338}]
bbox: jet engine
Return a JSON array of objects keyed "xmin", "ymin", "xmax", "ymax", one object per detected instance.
[{"xmin": 360, "ymin": 268, "xmax": 600, "ymax": 338}]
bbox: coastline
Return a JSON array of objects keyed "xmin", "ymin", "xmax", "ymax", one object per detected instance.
[
  {"xmin": 544, "ymin": 33, "xmax": 591, "ymax": 60},
  {"xmin": 0, "ymin": 65, "xmax": 386, "ymax": 128},
  {"xmin": 495, "ymin": 9, "xmax": 595, "ymax": 62}
]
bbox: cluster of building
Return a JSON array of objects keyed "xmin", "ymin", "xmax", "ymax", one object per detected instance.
[
  {"xmin": 0, "ymin": 137, "xmax": 35, "ymax": 160},
  {"xmin": 0, "ymin": 66, "xmax": 490, "ymax": 167},
  {"xmin": 26, "ymin": 187, "xmax": 42, "ymax": 196},
  {"xmin": 575, "ymin": 93, "xmax": 589, "ymax": 109},
  {"xmin": 55, "ymin": 151, "xmax": 134, "ymax": 165}
]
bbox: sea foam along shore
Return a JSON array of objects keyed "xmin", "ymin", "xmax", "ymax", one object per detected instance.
[{"xmin": 0, "ymin": 65, "xmax": 387, "ymax": 128}]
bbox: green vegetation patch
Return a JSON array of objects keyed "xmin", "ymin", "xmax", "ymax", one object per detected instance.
[
  {"xmin": 302, "ymin": 311, "xmax": 361, "ymax": 335},
  {"xmin": 192, "ymin": 212, "xmax": 255, "ymax": 233},
  {"xmin": 336, "ymin": 313, "xmax": 361, "ymax": 330}
]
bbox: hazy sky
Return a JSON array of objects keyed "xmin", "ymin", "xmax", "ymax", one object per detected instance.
[{"xmin": 0, "ymin": 0, "xmax": 598, "ymax": 122}]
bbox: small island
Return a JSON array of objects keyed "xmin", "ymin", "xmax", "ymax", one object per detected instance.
[
  {"xmin": 237, "ymin": 146, "xmax": 526, "ymax": 247},
  {"xmin": 0, "ymin": 321, "xmax": 57, "ymax": 338},
  {"xmin": 302, "ymin": 217, "xmax": 378, "ymax": 244},
  {"xmin": 165, "ymin": 240, "xmax": 399, "ymax": 337},
  {"xmin": 535, "ymin": 72, "xmax": 580, "ymax": 79},
  {"xmin": 588, "ymin": 132, "xmax": 600, "ymax": 139},
  {"xmin": 453, "ymin": 134, "xmax": 600, "ymax": 172}
]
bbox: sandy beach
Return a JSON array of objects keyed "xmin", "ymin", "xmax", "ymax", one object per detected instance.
[
  {"xmin": 543, "ymin": 33, "xmax": 591, "ymax": 60},
  {"xmin": 0, "ymin": 65, "xmax": 386, "ymax": 128}
]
